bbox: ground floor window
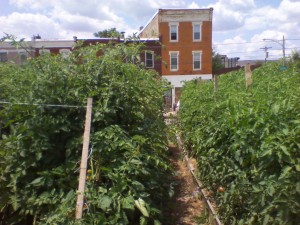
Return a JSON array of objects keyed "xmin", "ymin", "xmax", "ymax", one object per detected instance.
[
  {"xmin": 145, "ymin": 51, "xmax": 154, "ymax": 68},
  {"xmin": 0, "ymin": 52, "xmax": 8, "ymax": 62},
  {"xmin": 193, "ymin": 51, "xmax": 202, "ymax": 70}
]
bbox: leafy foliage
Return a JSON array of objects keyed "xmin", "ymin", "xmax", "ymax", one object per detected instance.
[
  {"xmin": 212, "ymin": 49, "xmax": 224, "ymax": 73},
  {"xmin": 179, "ymin": 62, "xmax": 300, "ymax": 225},
  {"xmin": 94, "ymin": 28, "xmax": 122, "ymax": 38},
  {"xmin": 0, "ymin": 41, "xmax": 172, "ymax": 224}
]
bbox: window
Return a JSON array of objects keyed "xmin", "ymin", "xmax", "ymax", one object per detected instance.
[
  {"xmin": 0, "ymin": 52, "xmax": 8, "ymax": 62},
  {"xmin": 193, "ymin": 51, "xmax": 202, "ymax": 70},
  {"xmin": 193, "ymin": 22, "xmax": 202, "ymax": 41},
  {"xmin": 145, "ymin": 51, "xmax": 154, "ymax": 68},
  {"xmin": 19, "ymin": 52, "xmax": 27, "ymax": 64},
  {"xmin": 169, "ymin": 23, "xmax": 178, "ymax": 41},
  {"xmin": 170, "ymin": 51, "xmax": 179, "ymax": 71},
  {"xmin": 40, "ymin": 49, "xmax": 50, "ymax": 55},
  {"xmin": 126, "ymin": 56, "xmax": 137, "ymax": 64},
  {"xmin": 59, "ymin": 49, "xmax": 71, "ymax": 58}
]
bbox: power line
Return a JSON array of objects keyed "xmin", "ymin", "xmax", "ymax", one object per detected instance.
[
  {"xmin": 213, "ymin": 41, "xmax": 265, "ymax": 46},
  {"xmin": 0, "ymin": 101, "xmax": 86, "ymax": 108}
]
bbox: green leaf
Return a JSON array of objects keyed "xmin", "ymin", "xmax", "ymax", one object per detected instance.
[
  {"xmin": 279, "ymin": 166, "xmax": 292, "ymax": 179},
  {"xmin": 132, "ymin": 181, "xmax": 145, "ymax": 191},
  {"xmin": 121, "ymin": 196, "xmax": 134, "ymax": 210},
  {"xmin": 154, "ymin": 220, "xmax": 162, "ymax": 225},
  {"xmin": 99, "ymin": 196, "xmax": 112, "ymax": 211},
  {"xmin": 140, "ymin": 216, "xmax": 147, "ymax": 225},
  {"xmin": 30, "ymin": 177, "xmax": 45, "ymax": 186},
  {"xmin": 280, "ymin": 145, "xmax": 290, "ymax": 157},
  {"xmin": 263, "ymin": 214, "xmax": 270, "ymax": 225},
  {"xmin": 135, "ymin": 198, "xmax": 149, "ymax": 217}
]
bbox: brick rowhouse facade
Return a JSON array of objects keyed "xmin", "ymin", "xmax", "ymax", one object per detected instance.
[{"xmin": 139, "ymin": 8, "xmax": 213, "ymax": 105}]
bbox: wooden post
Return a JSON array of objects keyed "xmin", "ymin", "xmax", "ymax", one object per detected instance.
[
  {"xmin": 214, "ymin": 74, "xmax": 218, "ymax": 94},
  {"xmin": 245, "ymin": 63, "xmax": 252, "ymax": 88},
  {"xmin": 76, "ymin": 97, "xmax": 93, "ymax": 219}
]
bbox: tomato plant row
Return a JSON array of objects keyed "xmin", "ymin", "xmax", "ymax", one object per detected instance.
[
  {"xmin": 0, "ymin": 41, "xmax": 173, "ymax": 224},
  {"xmin": 179, "ymin": 62, "xmax": 300, "ymax": 225}
]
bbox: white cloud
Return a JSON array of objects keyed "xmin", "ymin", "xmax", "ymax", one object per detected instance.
[
  {"xmin": 211, "ymin": 2, "xmax": 245, "ymax": 31},
  {"xmin": 9, "ymin": 0, "xmax": 57, "ymax": 10},
  {"xmin": 225, "ymin": 0, "xmax": 255, "ymax": 9},
  {"xmin": 188, "ymin": 2, "xmax": 200, "ymax": 9},
  {"xmin": 207, "ymin": 0, "xmax": 256, "ymax": 32},
  {"xmin": 2, "ymin": 0, "xmax": 300, "ymax": 60},
  {"xmin": 0, "ymin": 12, "xmax": 61, "ymax": 39}
]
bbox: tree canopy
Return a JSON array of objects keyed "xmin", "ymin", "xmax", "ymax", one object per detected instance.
[
  {"xmin": 94, "ymin": 28, "xmax": 122, "ymax": 38},
  {"xmin": 212, "ymin": 49, "xmax": 224, "ymax": 73}
]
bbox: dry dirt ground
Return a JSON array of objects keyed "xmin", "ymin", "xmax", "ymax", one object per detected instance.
[{"xmin": 162, "ymin": 145, "xmax": 205, "ymax": 225}]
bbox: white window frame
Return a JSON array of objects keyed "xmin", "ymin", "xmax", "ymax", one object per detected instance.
[
  {"xmin": 192, "ymin": 51, "xmax": 202, "ymax": 71},
  {"xmin": 193, "ymin": 22, "xmax": 202, "ymax": 42},
  {"xmin": 169, "ymin": 51, "xmax": 179, "ymax": 71},
  {"xmin": 169, "ymin": 22, "xmax": 179, "ymax": 42},
  {"xmin": 145, "ymin": 51, "xmax": 154, "ymax": 68}
]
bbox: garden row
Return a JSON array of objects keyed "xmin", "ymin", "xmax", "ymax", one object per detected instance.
[
  {"xmin": 0, "ymin": 41, "xmax": 173, "ymax": 224},
  {"xmin": 179, "ymin": 62, "xmax": 300, "ymax": 225}
]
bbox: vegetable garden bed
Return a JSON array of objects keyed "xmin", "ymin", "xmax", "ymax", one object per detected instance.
[{"xmin": 178, "ymin": 61, "xmax": 300, "ymax": 225}]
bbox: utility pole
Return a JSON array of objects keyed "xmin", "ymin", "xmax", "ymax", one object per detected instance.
[
  {"xmin": 260, "ymin": 46, "xmax": 272, "ymax": 63},
  {"xmin": 263, "ymin": 35, "xmax": 286, "ymax": 66},
  {"xmin": 282, "ymin": 35, "xmax": 286, "ymax": 65}
]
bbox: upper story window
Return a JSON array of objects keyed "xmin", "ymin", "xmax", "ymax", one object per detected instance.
[
  {"xmin": 170, "ymin": 51, "xmax": 179, "ymax": 71},
  {"xmin": 193, "ymin": 51, "xmax": 202, "ymax": 70},
  {"xmin": 169, "ymin": 23, "xmax": 179, "ymax": 42},
  {"xmin": 0, "ymin": 52, "xmax": 8, "ymax": 62},
  {"xmin": 193, "ymin": 22, "xmax": 202, "ymax": 41},
  {"xmin": 145, "ymin": 51, "xmax": 154, "ymax": 68}
]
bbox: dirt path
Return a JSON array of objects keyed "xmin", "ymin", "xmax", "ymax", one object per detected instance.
[{"xmin": 162, "ymin": 145, "xmax": 205, "ymax": 225}]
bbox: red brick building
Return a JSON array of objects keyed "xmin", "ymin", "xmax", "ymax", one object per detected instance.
[{"xmin": 139, "ymin": 8, "xmax": 213, "ymax": 105}]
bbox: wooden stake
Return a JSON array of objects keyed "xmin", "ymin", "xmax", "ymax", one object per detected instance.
[
  {"xmin": 214, "ymin": 74, "xmax": 218, "ymax": 94},
  {"xmin": 245, "ymin": 63, "xmax": 252, "ymax": 88},
  {"xmin": 76, "ymin": 97, "xmax": 93, "ymax": 219}
]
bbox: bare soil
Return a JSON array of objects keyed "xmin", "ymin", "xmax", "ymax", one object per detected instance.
[{"xmin": 162, "ymin": 145, "xmax": 204, "ymax": 225}]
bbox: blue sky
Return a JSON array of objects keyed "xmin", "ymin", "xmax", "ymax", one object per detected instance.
[{"xmin": 1, "ymin": 0, "xmax": 300, "ymax": 60}]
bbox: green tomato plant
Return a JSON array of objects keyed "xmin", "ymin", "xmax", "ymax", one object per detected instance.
[
  {"xmin": 0, "ymin": 39, "xmax": 173, "ymax": 224},
  {"xmin": 179, "ymin": 62, "xmax": 300, "ymax": 225}
]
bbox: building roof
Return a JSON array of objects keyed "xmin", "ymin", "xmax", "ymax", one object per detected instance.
[{"xmin": 137, "ymin": 10, "xmax": 159, "ymax": 37}]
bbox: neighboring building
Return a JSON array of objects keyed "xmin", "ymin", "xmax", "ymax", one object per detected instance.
[
  {"xmin": 0, "ymin": 38, "xmax": 74, "ymax": 64},
  {"xmin": 0, "ymin": 41, "xmax": 35, "ymax": 65},
  {"xmin": 220, "ymin": 55, "xmax": 240, "ymax": 68},
  {"xmin": 0, "ymin": 8, "xmax": 214, "ymax": 109},
  {"xmin": 139, "ymin": 8, "xmax": 213, "ymax": 104},
  {"xmin": 33, "ymin": 39, "xmax": 74, "ymax": 57}
]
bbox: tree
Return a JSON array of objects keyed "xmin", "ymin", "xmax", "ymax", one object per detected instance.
[
  {"xmin": 212, "ymin": 49, "xmax": 224, "ymax": 73},
  {"xmin": 290, "ymin": 49, "xmax": 300, "ymax": 62},
  {"xmin": 94, "ymin": 28, "xmax": 121, "ymax": 38}
]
